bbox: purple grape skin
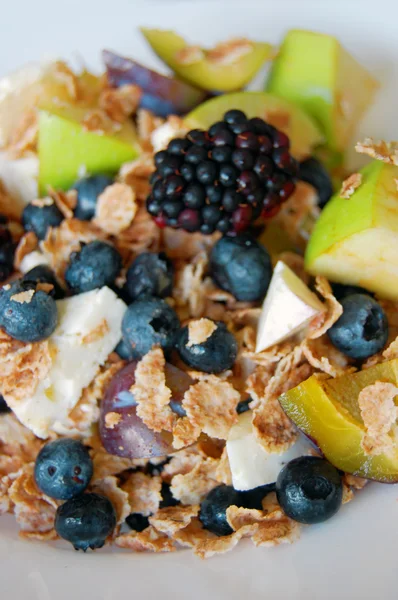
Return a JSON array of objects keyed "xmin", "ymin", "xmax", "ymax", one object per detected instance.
[
  {"xmin": 99, "ymin": 362, "xmax": 192, "ymax": 459},
  {"xmin": 103, "ymin": 50, "xmax": 208, "ymax": 117}
]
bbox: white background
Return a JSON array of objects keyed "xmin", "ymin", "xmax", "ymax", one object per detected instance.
[{"xmin": 1, "ymin": 1, "xmax": 398, "ymax": 598}]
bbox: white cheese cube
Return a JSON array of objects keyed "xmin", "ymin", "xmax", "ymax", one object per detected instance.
[
  {"xmin": 0, "ymin": 152, "xmax": 38, "ymax": 209},
  {"xmin": 226, "ymin": 411, "xmax": 313, "ymax": 491},
  {"xmin": 256, "ymin": 260, "xmax": 324, "ymax": 353},
  {"xmin": 12, "ymin": 287, "xmax": 127, "ymax": 438}
]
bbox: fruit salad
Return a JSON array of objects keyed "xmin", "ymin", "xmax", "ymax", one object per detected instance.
[{"xmin": 0, "ymin": 27, "xmax": 397, "ymax": 559}]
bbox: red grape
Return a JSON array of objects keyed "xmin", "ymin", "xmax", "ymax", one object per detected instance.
[{"xmin": 100, "ymin": 361, "xmax": 192, "ymax": 459}]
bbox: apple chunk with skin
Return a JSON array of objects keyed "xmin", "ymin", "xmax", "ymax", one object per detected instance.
[
  {"xmin": 256, "ymin": 261, "xmax": 324, "ymax": 353},
  {"xmin": 38, "ymin": 104, "xmax": 140, "ymax": 193},
  {"xmin": 279, "ymin": 359, "xmax": 398, "ymax": 482},
  {"xmin": 267, "ymin": 30, "xmax": 378, "ymax": 152},
  {"xmin": 305, "ymin": 160, "xmax": 398, "ymax": 301},
  {"xmin": 141, "ymin": 28, "xmax": 274, "ymax": 93}
]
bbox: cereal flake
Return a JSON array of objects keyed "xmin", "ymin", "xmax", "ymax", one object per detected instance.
[
  {"xmin": 340, "ymin": 173, "xmax": 362, "ymax": 199},
  {"xmin": 187, "ymin": 318, "xmax": 217, "ymax": 347},
  {"xmin": 122, "ymin": 472, "xmax": 162, "ymax": 516},
  {"xmin": 355, "ymin": 138, "xmax": 398, "ymax": 165},
  {"xmin": 95, "ymin": 183, "xmax": 138, "ymax": 235},
  {"xmin": 358, "ymin": 381, "xmax": 398, "ymax": 455}
]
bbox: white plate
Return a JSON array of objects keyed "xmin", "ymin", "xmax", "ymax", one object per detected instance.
[{"xmin": 1, "ymin": 0, "xmax": 398, "ymax": 598}]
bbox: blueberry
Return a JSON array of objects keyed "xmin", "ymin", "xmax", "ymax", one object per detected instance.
[
  {"xmin": 0, "ymin": 395, "xmax": 10, "ymax": 413},
  {"xmin": 210, "ymin": 234, "xmax": 272, "ymax": 302},
  {"xmin": 65, "ymin": 241, "xmax": 122, "ymax": 293},
  {"xmin": 0, "ymin": 280, "xmax": 58, "ymax": 342},
  {"xmin": 125, "ymin": 252, "xmax": 173, "ymax": 302},
  {"xmin": 34, "ymin": 438, "xmax": 93, "ymax": 500},
  {"xmin": 0, "ymin": 226, "xmax": 15, "ymax": 283},
  {"xmin": 176, "ymin": 320, "xmax": 237, "ymax": 374},
  {"xmin": 331, "ymin": 283, "xmax": 373, "ymax": 301},
  {"xmin": 298, "ymin": 157, "xmax": 333, "ymax": 208},
  {"xmin": 122, "ymin": 297, "xmax": 180, "ymax": 359},
  {"xmin": 125, "ymin": 513, "xmax": 149, "ymax": 532},
  {"xmin": 276, "ymin": 456, "xmax": 343, "ymax": 524},
  {"xmin": 236, "ymin": 398, "xmax": 251, "ymax": 414},
  {"xmin": 328, "ymin": 294, "xmax": 389, "ymax": 359},
  {"xmin": 22, "ymin": 265, "xmax": 65, "ymax": 300},
  {"xmin": 199, "ymin": 485, "xmax": 241, "ymax": 536},
  {"xmin": 238, "ymin": 483, "xmax": 276, "ymax": 509},
  {"xmin": 55, "ymin": 493, "xmax": 116, "ymax": 551},
  {"xmin": 22, "ymin": 201, "xmax": 64, "ymax": 240},
  {"xmin": 199, "ymin": 483, "xmax": 276, "ymax": 536},
  {"xmin": 73, "ymin": 174, "xmax": 114, "ymax": 221},
  {"xmin": 159, "ymin": 482, "xmax": 179, "ymax": 508},
  {"xmin": 114, "ymin": 338, "xmax": 134, "ymax": 360}
]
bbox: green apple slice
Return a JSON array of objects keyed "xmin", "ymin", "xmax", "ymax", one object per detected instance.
[
  {"xmin": 141, "ymin": 28, "xmax": 273, "ymax": 93},
  {"xmin": 305, "ymin": 160, "xmax": 398, "ymax": 300},
  {"xmin": 38, "ymin": 105, "xmax": 140, "ymax": 193},
  {"xmin": 267, "ymin": 30, "xmax": 378, "ymax": 152},
  {"xmin": 185, "ymin": 91, "xmax": 323, "ymax": 160}
]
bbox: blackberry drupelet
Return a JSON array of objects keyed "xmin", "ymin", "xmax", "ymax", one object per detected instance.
[{"xmin": 146, "ymin": 110, "xmax": 298, "ymax": 234}]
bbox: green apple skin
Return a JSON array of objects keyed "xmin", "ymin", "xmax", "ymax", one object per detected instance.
[
  {"xmin": 267, "ymin": 30, "xmax": 378, "ymax": 152},
  {"xmin": 38, "ymin": 107, "xmax": 140, "ymax": 193},
  {"xmin": 141, "ymin": 28, "xmax": 273, "ymax": 93},
  {"xmin": 305, "ymin": 160, "xmax": 398, "ymax": 300},
  {"xmin": 185, "ymin": 91, "xmax": 323, "ymax": 160}
]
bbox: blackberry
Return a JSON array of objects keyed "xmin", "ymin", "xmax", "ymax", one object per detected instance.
[
  {"xmin": 147, "ymin": 111, "xmax": 297, "ymax": 234},
  {"xmin": 0, "ymin": 222, "xmax": 15, "ymax": 283}
]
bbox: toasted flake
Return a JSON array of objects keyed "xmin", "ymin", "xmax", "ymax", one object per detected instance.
[
  {"xmin": 358, "ymin": 381, "xmax": 398, "ymax": 456},
  {"xmin": 10, "ymin": 289, "xmax": 35, "ymax": 304},
  {"xmin": 91, "ymin": 475, "xmax": 130, "ymax": 525},
  {"xmin": 162, "ymin": 448, "xmax": 203, "ymax": 481},
  {"xmin": 187, "ymin": 318, "xmax": 217, "ymax": 347},
  {"xmin": 32, "ymin": 197, "xmax": 54, "ymax": 208},
  {"xmin": 104, "ymin": 411, "xmax": 121, "ymax": 430},
  {"xmin": 52, "ymin": 61, "xmax": 80, "ymax": 100},
  {"xmin": 343, "ymin": 473, "xmax": 368, "ymax": 490},
  {"xmin": 307, "ymin": 276, "xmax": 342, "ymax": 339},
  {"xmin": 173, "ymin": 252, "xmax": 209, "ymax": 318},
  {"xmin": 91, "ymin": 448, "xmax": 136, "ymax": 482},
  {"xmin": 82, "ymin": 318, "xmax": 110, "ymax": 345},
  {"xmin": 150, "ymin": 115, "xmax": 188, "ymax": 152},
  {"xmin": 175, "ymin": 46, "xmax": 204, "ymax": 65},
  {"xmin": 14, "ymin": 231, "xmax": 38, "ymax": 269},
  {"xmin": 99, "ymin": 85, "xmax": 142, "ymax": 123},
  {"xmin": 226, "ymin": 505, "xmax": 283, "ymax": 530},
  {"xmin": 253, "ymin": 396, "xmax": 298, "ymax": 453},
  {"xmin": 173, "ymin": 377, "xmax": 239, "ymax": 449},
  {"xmin": 170, "ymin": 457, "xmax": 219, "ymax": 504},
  {"xmin": 36, "ymin": 283, "xmax": 54, "ymax": 294},
  {"xmin": 41, "ymin": 218, "xmax": 106, "ymax": 276},
  {"xmin": 115, "ymin": 205, "xmax": 160, "ymax": 255},
  {"xmin": 383, "ymin": 336, "xmax": 398, "ymax": 360},
  {"xmin": 95, "ymin": 183, "xmax": 138, "ymax": 235},
  {"xmin": 340, "ymin": 173, "xmax": 362, "ymax": 199},
  {"xmin": 7, "ymin": 109, "xmax": 38, "ymax": 158},
  {"xmin": 136, "ymin": 109, "xmax": 164, "ymax": 149},
  {"xmin": 302, "ymin": 337, "xmax": 355, "ymax": 377},
  {"xmin": 48, "ymin": 187, "xmax": 77, "ymax": 219},
  {"xmin": 207, "ymin": 38, "xmax": 253, "ymax": 65},
  {"xmin": 8, "ymin": 463, "xmax": 58, "ymax": 540},
  {"xmin": 122, "ymin": 472, "xmax": 162, "ymax": 516},
  {"xmin": 0, "ymin": 413, "xmax": 43, "ymax": 478},
  {"xmin": 342, "ymin": 482, "xmax": 354, "ymax": 504},
  {"xmin": 0, "ymin": 330, "xmax": 51, "ymax": 407},
  {"xmin": 115, "ymin": 526, "xmax": 175, "ymax": 552},
  {"xmin": 149, "ymin": 505, "xmax": 199, "ymax": 535},
  {"xmin": 131, "ymin": 348, "xmax": 175, "ymax": 433},
  {"xmin": 81, "ymin": 109, "xmax": 121, "ymax": 135},
  {"xmin": 215, "ymin": 446, "xmax": 233, "ymax": 485},
  {"xmin": 355, "ymin": 138, "xmax": 398, "ymax": 165}
]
